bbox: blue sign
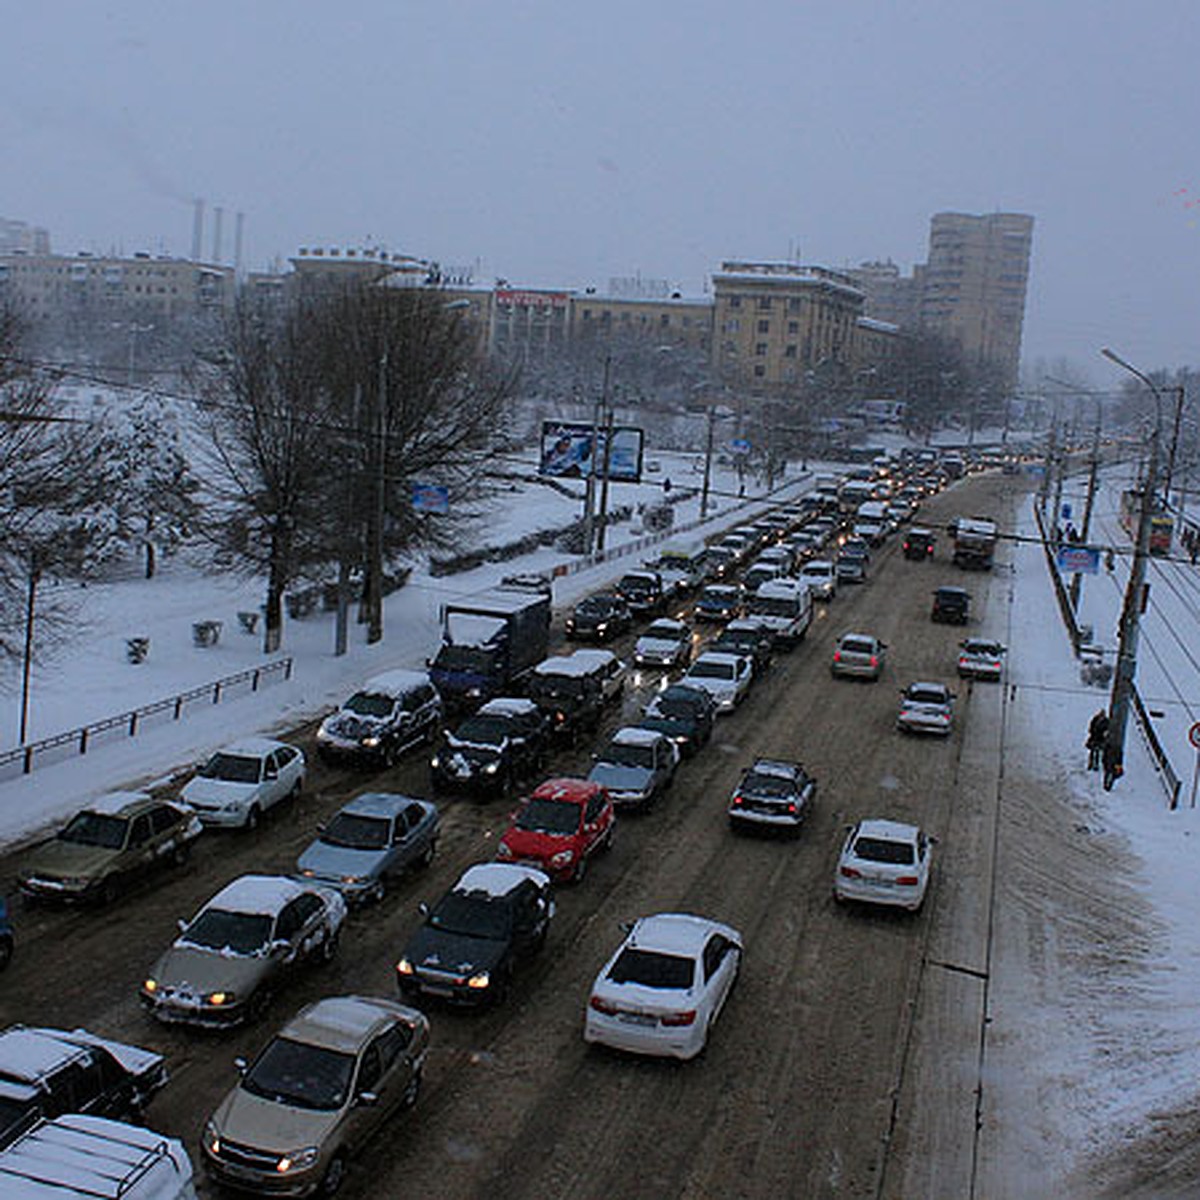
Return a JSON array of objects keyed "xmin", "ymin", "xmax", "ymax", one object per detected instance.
[
  {"xmin": 412, "ymin": 484, "xmax": 449, "ymax": 515},
  {"xmin": 730, "ymin": 438, "xmax": 751, "ymax": 455},
  {"xmin": 1061, "ymin": 502, "xmax": 1073, "ymax": 520},
  {"xmin": 1056, "ymin": 545, "xmax": 1100, "ymax": 575}
]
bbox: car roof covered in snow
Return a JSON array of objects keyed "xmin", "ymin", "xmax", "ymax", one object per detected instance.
[
  {"xmin": 208, "ymin": 737, "xmax": 291, "ymax": 759},
  {"xmin": 203, "ymin": 874, "xmax": 312, "ymax": 916},
  {"xmin": 455, "ymin": 862, "xmax": 549, "ymax": 898},
  {"xmin": 853, "ymin": 818, "xmax": 921, "ymax": 843},
  {"xmin": 625, "ymin": 913, "xmax": 740, "ymax": 957},
  {"xmin": 285, "ymin": 995, "xmax": 418, "ymax": 1054},
  {"xmin": 478, "ymin": 697, "xmax": 540, "ymax": 718},
  {"xmin": 339, "ymin": 792, "xmax": 425, "ymax": 819},
  {"xmin": 83, "ymin": 791, "xmax": 153, "ymax": 817},
  {"xmin": 357, "ymin": 669, "xmax": 431, "ymax": 699}
]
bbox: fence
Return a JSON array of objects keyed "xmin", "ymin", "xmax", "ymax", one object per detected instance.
[
  {"xmin": 0, "ymin": 657, "xmax": 294, "ymax": 781},
  {"xmin": 1034, "ymin": 498, "xmax": 1182, "ymax": 806}
]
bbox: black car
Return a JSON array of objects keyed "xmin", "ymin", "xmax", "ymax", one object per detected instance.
[
  {"xmin": 429, "ymin": 700, "xmax": 548, "ymax": 794},
  {"xmin": 932, "ymin": 586, "xmax": 971, "ymax": 624},
  {"xmin": 711, "ymin": 619, "xmax": 774, "ymax": 676},
  {"xmin": 615, "ymin": 570, "xmax": 665, "ymax": 616},
  {"xmin": 727, "ymin": 758, "xmax": 817, "ymax": 835},
  {"xmin": 903, "ymin": 527, "xmax": 937, "ymax": 560},
  {"xmin": 396, "ymin": 863, "xmax": 553, "ymax": 1007},
  {"xmin": 564, "ymin": 593, "xmax": 632, "ymax": 642},
  {"xmin": 0, "ymin": 1026, "xmax": 168, "ymax": 1150},
  {"xmin": 638, "ymin": 684, "xmax": 717, "ymax": 757}
]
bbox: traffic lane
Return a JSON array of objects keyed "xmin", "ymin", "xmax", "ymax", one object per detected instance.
[{"xmin": 353, "ymin": 478, "xmax": 1004, "ymax": 1199}]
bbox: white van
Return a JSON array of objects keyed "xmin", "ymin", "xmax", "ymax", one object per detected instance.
[
  {"xmin": 747, "ymin": 579, "xmax": 812, "ymax": 648},
  {"xmin": 0, "ymin": 1115, "xmax": 198, "ymax": 1199}
]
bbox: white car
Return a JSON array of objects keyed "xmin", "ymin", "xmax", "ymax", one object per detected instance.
[
  {"xmin": 584, "ymin": 913, "xmax": 742, "ymax": 1060},
  {"xmin": 182, "ymin": 738, "xmax": 306, "ymax": 830},
  {"xmin": 681, "ymin": 651, "xmax": 753, "ymax": 712},
  {"xmin": 633, "ymin": 619, "xmax": 694, "ymax": 669},
  {"xmin": 798, "ymin": 560, "xmax": 837, "ymax": 600},
  {"xmin": 958, "ymin": 638, "xmax": 1006, "ymax": 680},
  {"xmin": 830, "ymin": 633, "xmax": 886, "ymax": 680},
  {"xmin": 834, "ymin": 819, "xmax": 933, "ymax": 912},
  {"xmin": 896, "ymin": 681, "xmax": 955, "ymax": 735}
]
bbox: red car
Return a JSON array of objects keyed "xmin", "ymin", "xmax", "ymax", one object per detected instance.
[{"xmin": 495, "ymin": 778, "xmax": 614, "ymax": 883}]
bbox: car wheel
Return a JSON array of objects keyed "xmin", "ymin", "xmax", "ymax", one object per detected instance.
[
  {"xmin": 319, "ymin": 1153, "xmax": 347, "ymax": 1197},
  {"xmin": 600, "ymin": 825, "xmax": 615, "ymax": 854},
  {"xmin": 99, "ymin": 876, "xmax": 121, "ymax": 907},
  {"xmin": 401, "ymin": 1065, "xmax": 423, "ymax": 1110},
  {"xmin": 417, "ymin": 839, "xmax": 437, "ymax": 870},
  {"xmin": 370, "ymin": 878, "xmax": 387, "ymax": 905},
  {"xmin": 170, "ymin": 841, "xmax": 191, "ymax": 868},
  {"xmin": 244, "ymin": 804, "xmax": 261, "ymax": 832},
  {"xmin": 288, "ymin": 781, "xmax": 302, "ymax": 803},
  {"xmin": 317, "ymin": 930, "xmax": 340, "ymax": 965}
]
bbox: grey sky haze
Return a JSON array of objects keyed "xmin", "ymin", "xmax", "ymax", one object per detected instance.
[{"xmin": 3, "ymin": 1, "xmax": 1197, "ymax": 374}]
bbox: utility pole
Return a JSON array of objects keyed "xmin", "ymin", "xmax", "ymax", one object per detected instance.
[
  {"xmin": 701, "ymin": 407, "xmax": 715, "ymax": 521},
  {"xmin": 1164, "ymin": 384, "xmax": 1186, "ymax": 507},
  {"xmin": 596, "ymin": 408, "xmax": 615, "ymax": 553},
  {"xmin": 367, "ymin": 354, "xmax": 387, "ymax": 644},
  {"xmin": 1102, "ymin": 347, "xmax": 1164, "ymax": 785},
  {"xmin": 1068, "ymin": 415, "xmax": 1102, "ymax": 613},
  {"xmin": 1039, "ymin": 421, "xmax": 1057, "ymax": 520}
]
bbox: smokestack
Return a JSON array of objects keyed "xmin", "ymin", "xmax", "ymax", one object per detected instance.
[
  {"xmin": 234, "ymin": 212, "xmax": 245, "ymax": 277},
  {"xmin": 191, "ymin": 198, "xmax": 205, "ymax": 261},
  {"xmin": 212, "ymin": 206, "xmax": 224, "ymax": 263}
]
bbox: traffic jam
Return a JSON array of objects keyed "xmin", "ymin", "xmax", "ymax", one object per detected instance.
[{"xmin": 0, "ymin": 449, "xmax": 1007, "ymax": 1197}]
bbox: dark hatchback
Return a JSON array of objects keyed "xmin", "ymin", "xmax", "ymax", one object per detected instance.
[
  {"xmin": 931, "ymin": 586, "xmax": 971, "ymax": 624},
  {"xmin": 396, "ymin": 864, "xmax": 553, "ymax": 1008},
  {"xmin": 565, "ymin": 593, "xmax": 632, "ymax": 642}
]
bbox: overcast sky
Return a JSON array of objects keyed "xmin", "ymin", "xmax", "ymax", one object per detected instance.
[{"xmin": 3, "ymin": 1, "xmax": 1197, "ymax": 377}]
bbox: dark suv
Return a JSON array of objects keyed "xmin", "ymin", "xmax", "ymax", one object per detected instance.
[
  {"xmin": 0, "ymin": 1026, "xmax": 168, "ymax": 1150},
  {"xmin": 396, "ymin": 863, "xmax": 553, "ymax": 1007},
  {"xmin": 430, "ymin": 699, "xmax": 549, "ymax": 794},
  {"xmin": 616, "ymin": 570, "xmax": 665, "ymax": 616},
  {"xmin": 931, "ymin": 586, "xmax": 971, "ymax": 624},
  {"xmin": 316, "ymin": 670, "xmax": 442, "ymax": 766},
  {"xmin": 565, "ymin": 593, "xmax": 632, "ymax": 642}
]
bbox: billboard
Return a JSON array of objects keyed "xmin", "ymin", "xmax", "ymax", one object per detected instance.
[
  {"xmin": 412, "ymin": 483, "xmax": 449, "ymax": 514},
  {"xmin": 1056, "ymin": 545, "xmax": 1101, "ymax": 575},
  {"xmin": 539, "ymin": 421, "xmax": 644, "ymax": 482}
]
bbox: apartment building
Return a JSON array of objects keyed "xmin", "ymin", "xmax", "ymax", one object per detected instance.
[{"xmin": 920, "ymin": 211, "xmax": 1034, "ymax": 387}]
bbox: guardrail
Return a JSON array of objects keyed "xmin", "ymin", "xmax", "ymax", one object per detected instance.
[
  {"xmin": 0, "ymin": 657, "xmax": 294, "ymax": 781},
  {"xmin": 1034, "ymin": 498, "xmax": 1182, "ymax": 806}
]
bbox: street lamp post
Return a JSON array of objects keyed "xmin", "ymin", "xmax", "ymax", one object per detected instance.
[{"xmin": 1100, "ymin": 346, "xmax": 1164, "ymax": 788}]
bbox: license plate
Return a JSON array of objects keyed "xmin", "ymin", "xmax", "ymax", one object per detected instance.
[{"xmin": 618, "ymin": 1012, "xmax": 656, "ymax": 1027}]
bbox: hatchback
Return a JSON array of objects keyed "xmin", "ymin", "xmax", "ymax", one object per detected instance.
[
  {"xmin": 694, "ymin": 584, "xmax": 744, "ymax": 623},
  {"xmin": 588, "ymin": 728, "xmax": 678, "ymax": 810},
  {"xmin": 584, "ymin": 913, "xmax": 742, "ymax": 1061},
  {"xmin": 798, "ymin": 560, "xmax": 837, "ymax": 600},
  {"xmin": 830, "ymin": 633, "xmax": 886, "ymax": 680},
  {"xmin": 896, "ymin": 682, "xmax": 955, "ymax": 736},
  {"xmin": 496, "ymin": 777, "xmax": 614, "ymax": 881},
  {"xmin": 834, "ymin": 819, "xmax": 933, "ymax": 912}
]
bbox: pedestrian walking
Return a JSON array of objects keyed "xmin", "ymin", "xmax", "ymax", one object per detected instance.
[
  {"xmin": 1086, "ymin": 709, "xmax": 1109, "ymax": 771},
  {"xmin": 1102, "ymin": 738, "xmax": 1123, "ymax": 791}
]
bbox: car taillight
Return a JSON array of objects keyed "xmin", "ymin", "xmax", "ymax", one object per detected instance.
[
  {"xmin": 786, "ymin": 802, "xmax": 798, "ymax": 814},
  {"xmin": 660, "ymin": 1010, "xmax": 697, "ymax": 1027},
  {"xmin": 840, "ymin": 865, "xmax": 861, "ymax": 878},
  {"xmin": 732, "ymin": 795, "xmax": 744, "ymax": 806},
  {"xmin": 896, "ymin": 875, "xmax": 919, "ymax": 886},
  {"xmin": 833, "ymin": 651, "xmax": 842, "ymax": 662},
  {"xmin": 869, "ymin": 655, "xmax": 878, "ymax": 667},
  {"xmin": 926, "ymin": 545, "xmax": 933, "ymax": 555},
  {"xmin": 959, "ymin": 657, "xmax": 969, "ymax": 667},
  {"xmin": 589, "ymin": 995, "xmax": 620, "ymax": 1015}
]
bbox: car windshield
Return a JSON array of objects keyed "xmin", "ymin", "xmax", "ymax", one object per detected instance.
[
  {"xmin": 742, "ymin": 771, "xmax": 795, "ymax": 797},
  {"xmin": 907, "ymin": 687, "xmax": 947, "ymax": 705},
  {"xmin": 343, "ymin": 692, "xmax": 394, "ymax": 719},
  {"xmin": 701, "ymin": 589, "xmax": 736, "ymax": 604},
  {"xmin": 197, "ymin": 753, "xmax": 261, "ymax": 784},
  {"xmin": 243, "ymin": 1037, "xmax": 356, "ymax": 1112},
  {"xmin": 58, "ymin": 811, "xmax": 127, "ymax": 849},
  {"xmin": 643, "ymin": 623, "xmax": 681, "ymax": 640},
  {"xmin": 601, "ymin": 742, "xmax": 655, "ymax": 769},
  {"xmin": 802, "ymin": 566, "xmax": 831, "ymax": 578},
  {"xmin": 750, "ymin": 597, "xmax": 797, "ymax": 618},
  {"xmin": 689, "ymin": 660, "xmax": 734, "ymax": 680},
  {"xmin": 181, "ymin": 907, "xmax": 273, "ymax": 956},
  {"xmin": 577, "ymin": 596, "xmax": 616, "ymax": 616},
  {"xmin": 428, "ymin": 892, "xmax": 512, "ymax": 940},
  {"xmin": 436, "ymin": 644, "xmax": 497, "ymax": 672},
  {"xmin": 620, "ymin": 575, "xmax": 654, "ymax": 592},
  {"xmin": 516, "ymin": 797, "xmax": 580, "ymax": 836},
  {"xmin": 840, "ymin": 639, "xmax": 874, "ymax": 655},
  {"xmin": 451, "ymin": 716, "xmax": 511, "ymax": 746},
  {"xmin": 321, "ymin": 813, "xmax": 391, "ymax": 850},
  {"xmin": 607, "ymin": 947, "xmax": 694, "ymax": 989},
  {"xmin": 853, "ymin": 837, "xmax": 915, "ymax": 865},
  {"xmin": 966, "ymin": 642, "xmax": 1002, "ymax": 656}
]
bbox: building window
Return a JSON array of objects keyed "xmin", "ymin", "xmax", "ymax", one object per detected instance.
[
  {"xmin": 757, "ymin": 319, "xmax": 770, "ymax": 334},
  {"xmin": 728, "ymin": 296, "xmax": 742, "ymax": 309},
  {"xmin": 788, "ymin": 298, "xmax": 802, "ymax": 313},
  {"xmin": 788, "ymin": 321, "xmax": 799, "ymax": 334},
  {"xmin": 757, "ymin": 297, "xmax": 772, "ymax": 311},
  {"xmin": 754, "ymin": 364, "xmax": 766, "ymax": 377},
  {"xmin": 755, "ymin": 343, "xmax": 767, "ymax": 357},
  {"xmin": 784, "ymin": 344, "xmax": 797, "ymax": 358},
  {"xmin": 724, "ymin": 318, "xmax": 740, "ymax": 333}
]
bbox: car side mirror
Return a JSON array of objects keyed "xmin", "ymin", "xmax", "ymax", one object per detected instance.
[
  {"xmin": 619, "ymin": 919, "xmax": 634, "ymax": 933},
  {"xmin": 177, "ymin": 918, "xmax": 188, "ymax": 934},
  {"xmin": 264, "ymin": 767, "xmax": 278, "ymax": 780},
  {"xmin": 357, "ymin": 1091, "xmax": 379, "ymax": 1108},
  {"xmin": 418, "ymin": 902, "xmax": 430, "ymax": 917},
  {"xmin": 234, "ymin": 1056, "xmax": 248, "ymax": 1075}
]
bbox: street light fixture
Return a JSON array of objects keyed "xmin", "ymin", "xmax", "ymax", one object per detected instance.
[{"xmin": 1099, "ymin": 346, "xmax": 1163, "ymax": 788}]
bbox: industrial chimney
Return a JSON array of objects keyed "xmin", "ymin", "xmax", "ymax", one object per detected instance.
[{"xmin": 191, "ymin": 198, "xmax": 205, "ymax": 261}]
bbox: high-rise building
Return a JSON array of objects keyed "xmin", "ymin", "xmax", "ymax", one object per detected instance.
[
  {"xmin": 0, "ymin": 218, "xmax": 50, "ymax": 256},
  {"xmin": 920, "ymin": 212, "xmax": 1034, "ymax": 386}
]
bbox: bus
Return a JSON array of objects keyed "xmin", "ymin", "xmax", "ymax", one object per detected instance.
[{"xmin": 1119, "ymin": 488, "xmax": 1173, "ymax": 556}]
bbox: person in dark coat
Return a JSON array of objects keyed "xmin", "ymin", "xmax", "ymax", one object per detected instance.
[
  {"xmin": 1086, "ymin": 709, "xmax": 1109, "ymax": 771},
  {"xmin": 1103, "ymin": 738, "xmax": 1124, "ymax": 791}
]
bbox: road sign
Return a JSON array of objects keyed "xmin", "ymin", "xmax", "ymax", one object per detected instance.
[
  {"xmin": 1056, "ymin": 546, "xmax": 1100, "ymax": 575},
  {"xmin": 1189, "ymin": 722, "xmax": 1200, "ymax": 750}
]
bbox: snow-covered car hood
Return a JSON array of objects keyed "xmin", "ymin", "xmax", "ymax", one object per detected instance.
[
  {"xmin": 319, "ymin": 712, "xmax": 386, "ymax": 741},
  {"xmin": 588, "ymin": 762, "xmax": 654, "ymax": 794},
  {"xmin": 296, "ymin": 842, "xmax": 387, "ymax": 884},
  {"xmin": 635, "ymin": 636, "xmax": 682, "ymax": 659},
  {"xmin": 181, "ymin": 776, "xmax": 261, "ymax": 807}
]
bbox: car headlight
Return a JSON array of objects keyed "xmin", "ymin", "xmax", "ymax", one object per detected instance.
[
  {"xmin": 467, "ymin": 971, "xmax": 491, "ymax": 989},
  {"xmin": 483, "ymin": 760, "xmax": 499, "ymax": 774},
  {"xmin": 361, "ymin": 736, "xmax": 381, "ymax": 748},
  {"xmin": 467, "ymin": 687, "xmax": 482, "ymax": 698},
  {"xmin": 143, "ymin": 978, "xmax": 158, "ymax": 994},
  {"xmin": 550, "ymin": 849, "xmax": 575, "ymax": 867},
  {"xmin": 430, "ymin": 754, "xmax": 441, "ymax": 768},
  {"xmin": 341, "ymin": 875, "xmax": 363, "ymax": 885},
  {"xmin": 277, "ymin": 1146, "xmax": 320, "ymax": 1174},
  {"xmin": 496, "ymin": 842, "xmax": 514, "ymax": 859},
  {"xmin": 396, "ymin": 957, "xmax": 415, "ymax": 976},
  {"xmin": 204, "ymin": 1121, "xmax": 221, "ymax": 1156},
  {"xmin": 596, "ymin": 622, "xmax": 608, "ymax": 634},
  {"xmin": 205, "ymin": 991, "xmax": 235, "ymax": 1007}
]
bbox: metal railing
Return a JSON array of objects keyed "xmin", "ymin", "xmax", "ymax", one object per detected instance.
[{"xmin": 0, "ymin": 657, "xmax": 293, "ymax": 780}]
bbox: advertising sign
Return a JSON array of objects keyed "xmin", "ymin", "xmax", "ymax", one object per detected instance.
[
  {"xmin": 1056, "ymin": 545, "xmax": 1101, "ymax": 575},
  {"xmin": 539, "ymin": 422, "xmax": 644, "ymax": 482},
  {"xmin": 412, "ymin": 483, "xmax": 450, "ymax": 515}
]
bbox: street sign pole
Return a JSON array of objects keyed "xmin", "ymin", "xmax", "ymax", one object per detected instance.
[{"xmin": 1188, "ymin": 722, "xmax": 1200, "ymax": 809}]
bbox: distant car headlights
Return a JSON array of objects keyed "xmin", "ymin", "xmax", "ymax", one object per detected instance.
[{"xmin": 361, "ymin": 736, "xmax": 381, "ymax": 749}]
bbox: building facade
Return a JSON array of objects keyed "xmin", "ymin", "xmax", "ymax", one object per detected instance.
[{"xmin": 920, "ymin": 211, "xmax": 1034, "ymax": 387}]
